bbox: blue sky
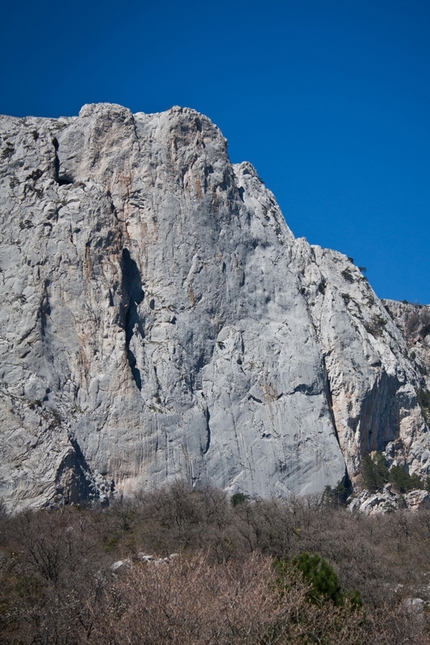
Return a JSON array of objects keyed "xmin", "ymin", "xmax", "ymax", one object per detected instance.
[{"xmin": 1, "ymin": 0, "xmax": 429, "ymax": 303}]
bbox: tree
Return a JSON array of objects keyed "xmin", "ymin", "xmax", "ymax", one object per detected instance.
[
  {"xmin": 292, "ymin": 551, "xmax": 344, "ymax": 607},
  {"xmin": 230, "ymin": 492, "xmax": 249, "ymax": 507},
  {"xmin": 361, "ymin": 452, "xmax": 388, "ymax": 493},
  {"xmin": 323, "ymin": 480, "xmax": 349, "ymax": 507},
  {"xmin": 388, "ymin": 465, "xmax": 423, "ymax": 493}
]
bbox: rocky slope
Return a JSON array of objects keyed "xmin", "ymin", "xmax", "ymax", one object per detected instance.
[
  {"xmin": 383, "ymin": 300, "xmax": 430, "ymax": 389},
  {"xmin": 0, "ymin": 103, "xmax": 428, "ymax": 510}
]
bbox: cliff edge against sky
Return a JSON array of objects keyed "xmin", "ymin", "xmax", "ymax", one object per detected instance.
[{"xmin": 0, "ymin": 103, "xmax": 428, "ymax": 510}]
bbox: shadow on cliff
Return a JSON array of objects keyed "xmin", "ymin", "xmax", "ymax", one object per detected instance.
[
  {"xmin": 55, "ymin": 437, "xmax": 112, "ymax": 506},
  {"xmin": 121, "ymin": 249, "xmax": 144, "ymax": 391},
  {"xmin": 357, "ymin": 372, "xmax": 401, "ymax": 453}
]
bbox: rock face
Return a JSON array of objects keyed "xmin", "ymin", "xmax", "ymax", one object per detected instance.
[
  {"xmin": 349, "ymin": 486, "xmax": 430, "ymax": 515},
  {"xmin": 0, "ymin": 103, "xmax": 429, "ymax": 510},
  {"xmin": 382, "ymin": 300, "xmax": 430, "ymax": 390}
]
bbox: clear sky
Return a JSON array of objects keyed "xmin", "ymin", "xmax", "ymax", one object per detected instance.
[{"xmin": 1, "ymin": 0, "xmax": 429, "ymax": 303}]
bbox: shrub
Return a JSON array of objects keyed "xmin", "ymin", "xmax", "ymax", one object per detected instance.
[
  {"xmin": 417, "ymin": 389, "xmax": 430, "ymax": 424},
  {"xmin": 364, "ymin": 314, "xmax": 387, "ymax": 338},
  {"xmin": 2, "ymin": 485, "xmax": 430, "ymax": 643},
  {"xmin": 289, "ymin": 552, "xmax": 343, "ymax": 607},
  {"xmin": 388, "ymin": 466, "xmax": 423, "ymax": 493},
  {"xmin": 341, "ymin": 268, "xmax": 354, "ymax": 283},
  {"xmin": 230, "ymin": 492, "xmax": 249, "ymax": 507}
]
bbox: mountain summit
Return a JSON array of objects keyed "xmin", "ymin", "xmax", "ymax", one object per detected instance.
[{"xmin": 0, "ymin": 103, "xmax": 428, "ymax": 509}]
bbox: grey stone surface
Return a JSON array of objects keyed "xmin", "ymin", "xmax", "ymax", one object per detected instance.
[
  {"xmin": 0, "ymin": 103, "xmax": 428, "ymax": 510},
  {"xmin": 348, "ymin": 486, "xmax": 430, "ymax": 515},
  {"xmin": 383, "ymin": 299, "xmax": 430, "ymax": 390}
]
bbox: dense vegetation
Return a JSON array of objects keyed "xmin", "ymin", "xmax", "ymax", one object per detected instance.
[
  {"xmin": 1, "ymin": 482, "xmax": 430, "ymax": 643},
  {"xmin": 362, "ymin": 450, "xmax": 430, "ymax": 494}
]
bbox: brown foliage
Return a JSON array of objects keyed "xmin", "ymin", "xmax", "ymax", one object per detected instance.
[
  {"xmin": 93, "ymin": 554, "xmax": 429, "ymax": 645},
  {"xmin": 1, "ymin": 484, "xmax": 430, "ymax": 643}
]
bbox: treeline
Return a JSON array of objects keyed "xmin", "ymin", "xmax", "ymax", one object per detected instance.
[{"xmin": 1, "ymin": 482, "xmax": 430, "ymax": 643}]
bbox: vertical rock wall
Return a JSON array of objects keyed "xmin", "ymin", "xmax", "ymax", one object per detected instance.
[{"xmin": 0, "ymin": 103, "xmax": 428, "ymax": 509}]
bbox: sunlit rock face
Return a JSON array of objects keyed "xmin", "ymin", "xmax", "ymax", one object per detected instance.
[
  {"xmin": 382, "ymin": 300, "xmax": 430, "ymax": 390},
  {"xmin": 0, "ymin": 103, "xmax": 428, "ymax": 510}
]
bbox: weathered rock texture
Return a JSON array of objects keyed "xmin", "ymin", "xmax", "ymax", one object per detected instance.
[
  {"xmin": 0, "ymin": 103, "xmax": 429, "ymax": 510},
  {"xmin": 383, "ymin": 300, "xmax": 430, "ymax": 389},
  {"xmin": 349, "ymin": 486, "xmax": 430, "ymax": 516}
]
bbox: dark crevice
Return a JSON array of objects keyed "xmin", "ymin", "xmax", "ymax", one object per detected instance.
[
  {"xmin": 39, "ymin": 279, "xmax": 51, "ymax": 338},
  {"xmin": 57, "ymin": 176, "xmax": 74, "ymax": 186},
  {"xmin": 153, "ymin": 365, "xmax": 161, "ymax": 402},
  {"xmin": 203, "ymin": 408, "xmax": 211, "ymax": 454},
  {"xmin": 321, "ymin": 357, "xmax": 352, "ymax": 493},
  {"xmin": 195, "ymin": 352, "xmax": 205, "ymax": 371},
  {"xmin": 358, "ymin": 372, "xmax": 401, "ymax": 453},
  {"xmin": 52, "ymin": 137, "xmax": 74, "ymax": 185},
  {"xmin": 121, "ymin": 249, "xmax": 144, "ymax": 391},
  {"xmin": 342, "ymin": 469, "xmax": 353, "ymax": 498},
  {"xmin": 125, "ymin": 344, "xmax": 142, "ymax": 391},
  {"xmin": 53, "ymin": 139, "xmax": 60, "ymax": 182},
  {"xmin": 322, "ymin": 356, "xmax": 341, "ymax": 447},
  {"xmin": 122, "ymin": 249, "xmax": 144, "ymax": 304},
  {"xmin": 293, "ymin": 383, "xmax": 319, "ymax": 395}
]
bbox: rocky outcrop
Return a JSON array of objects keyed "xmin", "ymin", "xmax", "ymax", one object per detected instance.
[
  {"xmin": 349, "ymin": 485, "xmax": 430, "ymax": 515},
  {"xmin": 383, "ymin": 300, "xmax": 430, "ymax": 388},
  {"xmin": 0, "ymin": 103, "xmax": 429, "ymax": 510}
]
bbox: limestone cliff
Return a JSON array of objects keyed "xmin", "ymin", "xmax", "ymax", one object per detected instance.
[
  {"xmin": 383, "ymin": 300, "xmax": 430, "ymax": 388},
  {"xmin": 0, "ymin": 103, "xmax": 428, "ymax": 510}
]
